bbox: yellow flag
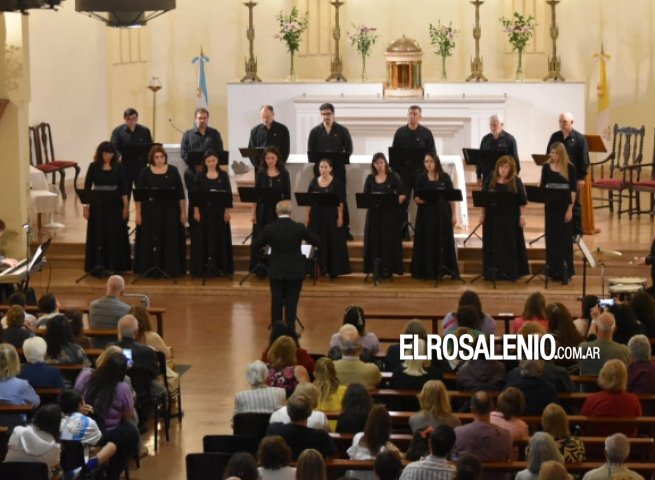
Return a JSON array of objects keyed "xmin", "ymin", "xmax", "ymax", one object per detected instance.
[{"xmin": 595, "ymin": 44, "xmax": 611, "ymax": 149}]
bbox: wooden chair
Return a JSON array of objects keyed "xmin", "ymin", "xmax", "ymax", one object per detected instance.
[
  {"xmin": 628, "ymin": 128, "xmax": 655, "ymax": 216},
  {"xmin": 203, "ymin": 435, "xmax": 259, "ymax": 455},
  {"xmin": 0, "ymin": 461, "xmax": 49, "ymax": 479},
  {"xmin": 590, "ymin": 124, "xmax": 645, "ymax": 217},
  {"xmin": 186, "ymin": 452, "xmax": 231, "ymax": 480},
  {"xmin": 232, "ymin": 413, "xmax": 271, "ymax": 442},
  {"xmin": 34, "ymin": 122, "xmax": 81, "ymax": 199}
]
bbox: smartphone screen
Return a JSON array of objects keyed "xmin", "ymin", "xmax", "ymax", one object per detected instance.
[{"xmin": 123, "ymin": 348, "xmax": 133, "ymax": 367}]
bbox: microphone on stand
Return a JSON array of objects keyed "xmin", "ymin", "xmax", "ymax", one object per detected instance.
[
  {"xmin": 596, "ymin": 247, "xmax": 623, "ymax": 257},
  {"xmin": 168, "ymin": 118, "xmax": 185, "ymax": 134}
]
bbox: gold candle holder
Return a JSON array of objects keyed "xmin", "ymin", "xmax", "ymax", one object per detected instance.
[
  {"xmin": 241, "ymin": 1, "xmax": 262, "ymax": 82},
  {"xmin": 147, "ymin": 77, "xmax": 162, "ymax": 140},
  {"xmin": 543, "ymin": 0, "xmax": 565, "ymax": 81},
  {"xmin": 466, "ymin": 0, "xmax": 487, "ymax": 82},
  {"xmin": 326, "ymin": 0, "xmax": 347, "ymax": 82}
]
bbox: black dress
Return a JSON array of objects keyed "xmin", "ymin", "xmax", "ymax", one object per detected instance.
[
  {"xmin": 307, "ymin": 177, "xmax": 351, "ymax": 277},
  {"xmin": 133, "ymin": 165, "xmax": 186, "ymax": 277},
  {"xmin": 189, "ymin": 171, "xmax": 234, "ymax": 277},
  {"xmin": 250, "ymin": 169, "xmax": 291, "ymax": 271},
  {"xmin": 362, "ymin": 173, "xmax": 405, "ymax": 276},
  {"xmin": 481, "ymin": 178, "xmax": 529, "ymax": 281},
  {"xmin": 410, "ymin": 172, "xmax": 459, "ymax": 279},
  {"xmin": 540, "ymin": 163, "xmax": 577, "ymax": 281},
  {"xmin": 83, "ymin": 163, "xmax": 131, "ymax": 274}
]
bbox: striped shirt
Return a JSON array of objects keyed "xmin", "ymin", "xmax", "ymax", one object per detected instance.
[
  {"xmin": 234, "ymin": 386, "xmax": 286, "ymax": 415},
  {"xmin": 400, "ymin": 456, "xmax": 455, "ymax": 480}
]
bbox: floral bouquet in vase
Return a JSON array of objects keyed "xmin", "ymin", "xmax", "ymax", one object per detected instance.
[
  {"xmin": 428, "ymin": 21, "xmax": 458, "ymax": 81},
  {"xmin": 500, "ymin": 12, "xmax": 536, "ymax": 81},
  {"xmin": 275, "ymin": 6, "xmax": 308, "ymax": 81},
  {"xmin": 348, "ymin": 24, "xmax": 379, "ymax": 82}
]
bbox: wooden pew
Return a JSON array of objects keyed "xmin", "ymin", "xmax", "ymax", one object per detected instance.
[
  {"xmin": 34, "ymin": 387, "xmax": 63, "ymax": 404},
  {"xmin": 17, "ymin": 347, "xmax": 103, "ymax": 360},
  {"xmin": 0, "ymin": 305, "xmax": 166, "ymax": 336},
  {"xmin": 0, "ymin": 404, "xmax": 34, "ymax": 415}
]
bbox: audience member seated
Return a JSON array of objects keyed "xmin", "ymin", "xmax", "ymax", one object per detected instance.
[
  {"xmin": 4, "ymin": 404, "xmax": 61, "ymax": 475},
  {"xmin": 578, "ymin": 312, "xmax": 631, "ymax": 390},
  {"xmin": 346, "ymin": 405, "xmax": 399, "ymax": 480},
  {"xmin": 404, "ymin": 427, "xmax": 431, "ymax": 461},
  {"xmin": 454, "ymin": 454, "xmax": 483, "ymax": 480},
  {"xmin": 261, "ymin": 322, "xmax": 315, "ymax": 377},
  {"xmin": 505, "ymin": 323, "xmax": 575, "ymax": 393},
  {"xmin": 581, "ymin": 359, "xmax": 642, "ymax": 437},
  {"xmin": 74, "ymin": 349, "xmax": 140, "ymax": 475},
  {"xmin": 18, "ymin": 336, "xmax": 64, "ymax": 389},
  {"xmin": 334, "ymin": 328, "xmax": 381, "ymax": 388},
  {"xmin": 505, "ymin": 359, "xmax": 559, "ymax": 416},
  {"xmin": 314, "ymin": 357, "xmax": 346, "ymax": 431},
  {"xmin": 374, "ymin": 450, "xmax": 403, "ymax": 480},
  {"xmin": 400, "ymin": 424, "xmax": 455, "ymax": 480},
  {"xmin": 456, "ymin": 354, "xmax": 505, "ymax": 393},
  {"xmin": 88, "ymin": 275, "xmax": 131, "ymax": 347},
  {"xmin": 3, "ymin": 305, "xmax": 34, "ymax": 349},
  {"xmin": 0, "ymin": 342, "xmax": 40, "ymax": 428},
  {"xmin": 453, "ymin": 391, "xmax": 512, "ymax": 462},
  {"xmin": 234, "ymin": 360, "xmax": 286, "ymax": 416},
  {"xmin": 490, "ymin": 387, "xmax": 529, "ymax": 444},
  {"xmin": 35, "ymin": 293, "xmax": 61, "ymax": 329},
  {"xmin": 257, "ymin": 435, "xmax": 296, "ymax": 480},
  {"xmin": 65, "ymin": 309, "xmax": 91, "ymax": 350},
  {"xmin": 539, "ymin": 460, "xmax": 572, "ymax": 480},
  {"xmin": 330, "ymin": 305, "xmax": 380, "ymax": 355},
  {"xmin": 266, "ymin": 335, "xmax": 310, "ymax": 397},
  {"xmin": 627, "ymin": 335, "xmax": 655, "ymax": 397},
  {"xmin": 541, "ymin": 403, "xmax": 586, "ymax": 463},
  {"xmin": 446, "ymin": 306, "xmax": 485, "ymax": 339},
  {"xmin": 296, "ymin": 448, "xmax": 327, "ymax": 480},
  {"xmin": 515, "ymin": 432, "xmax": 565, "ymax": 480},
  {"xmin": 270, "ymin": 383, "xmax": 328, "ymax": 430},
  {"xmin": 573, "ymin": 295, "xmax": 599, "ymax": 339},
  {"xmin": 581, "ymin": 433, "xmax": 646, "ymax": 480},
  {"xmin": 609, "ymin": 303, "xmax": 645, "ymax": 345},
  {"xmin": 336, "ymin": 383, "xmax": 373, "ymax": 434},
  {"xmin": 1, "ymin": 292, "xmax": 37, "ymax": 331},
  {"xmin": 44, "ymin": 315, "xmax": 91, "ymax": 387},
  {"xmin": 512, "ymin": 291, "xmax": 548, "ymax": 334},
  {"xmin": 547, "ymin": 302, "xmax": 584, "ymax": 368},
  {"xmin": 224, "ymin": 452, "xmax": 259, "ymax": 480},
  {"xmin": 629, "ymin": 291, "xmax": 655, "ymax": 340},
  {"xmin": 443, "ymin": 290, "xmax": 496, "ymax": 336},
  {"xmin": 391, "ymin": 339, "xmax": 441, "ymax": 392},
  {"xmin": 59, "ymin": 389, "xmax": 117, "ymax": 475},
  {"xmin": 266, "ymin": 394, "xmax": 337, "ymax": 460},
  {"xmin": 385, "ymin": 320, "xmax": 427, "ymax": 372},
  {"xmin": 410, "ymin": 380, "xmax": 461, "ymax": 433}
]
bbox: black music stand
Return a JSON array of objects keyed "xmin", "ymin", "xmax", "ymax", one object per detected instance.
[
  {"xmin": 356, "ymin": 192, "xmax": 401, "ymax": 286},
  {"xmin": 469, "ymin": 190, "xmax": 518, "ymax": 289},
  {"xmin": 307, "ymin": 151, "xmax": 351, "ymax": 176},
  {"xmin": 388, "ymin": 147, "xmax": 427, "ymax": 238},
  {"xmin": 415, "ymin": 188, "xmax": 466, "ymax": 286},
  {"xmin": 20, "ymin": 238, "xmax": 51, "ymax": 293},
  {"xmin": 525, "ymin": 185, "xmax": 572, "ymax": 288},
  {"xmin": 462, "ymin": 148, "xmax": 505, "ymax": 182},
  {"xmin": 239, "ymin": 147, "xmax": 265, "ymax": 169},
  {"xmin": 238, "ymin": 187, "xmax": 285, "ymax": 285},
  {"xmin": 189, "ymin": 190, "xmax": 234, "ymax": 285},
  {"xmin": 75, "ymin": 189, "xmax": 122, "ymax": 283},
  {"xmin": 119, "ymin": 143, "xmax": 159, "ymax": 191},
  {"xmin": 132, "ymin": 188, "xmax": 180, "ymax": 284}
]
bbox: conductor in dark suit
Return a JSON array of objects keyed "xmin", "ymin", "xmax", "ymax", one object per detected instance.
[{"xmin": 252, "ymin": 200, "xmax": 320, "ymax": 330}]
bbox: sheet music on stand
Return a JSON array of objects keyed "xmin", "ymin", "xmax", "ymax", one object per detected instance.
[{"xmin": 577, "ymin": 238, "xmax": 596, "ymax": 268}]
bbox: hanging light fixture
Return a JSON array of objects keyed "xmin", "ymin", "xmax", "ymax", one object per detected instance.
[
  {"xmin": 0, "ymin": 0, "xmax": 63, "ymax": 14},
  {"xmin": 75, "ymin": 0, "xmax": 175, "ymax": 28}
]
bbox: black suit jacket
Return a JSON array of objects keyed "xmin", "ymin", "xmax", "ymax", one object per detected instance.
[{"xmin": 252, "ymin": 217, "xmax": 319, "ymax": 280}]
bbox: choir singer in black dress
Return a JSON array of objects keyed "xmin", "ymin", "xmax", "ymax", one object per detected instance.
[
  {"xmin": 250, "ymin": 146, "xmax": 291, "ymax": 273},
  {"xmin": 480, "ymin": 155, "xmax": 529, "ymax": 281},
  {"xmin": 363, "ymin": 153, "xmax": 406, "ymax": 278},
  {"xmin": 82, "ymin": 141, "xmax": 131, "ymax": 275},
  {"xmin": 190, "ymin": 151, "xmax": 234, "ymax": 277},
  {"xmin": 540, "ymin": 142, "xmax": 577, "ymax": 282},
  {"xmin": 305, "ymin": 158, "xmax": 351, "ymax": 278},
  {"xmin": 134, "ymin": 145, "xmax": 187, "ymax": 277},
  {"xmin": 410, "ymin": 152, "xmax": 459, "ymax": 280}
]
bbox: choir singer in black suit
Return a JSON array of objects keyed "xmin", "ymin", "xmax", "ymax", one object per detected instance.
[
  {"xmin": 252, "ymin": 200, "xmax": 320, "ymax": 331},
  {"xmin": 248, "ymin": 105, "xmax": 290, "ymax": 167}
]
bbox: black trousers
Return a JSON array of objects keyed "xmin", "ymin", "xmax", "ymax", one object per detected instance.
[{"xmin": 269, "ymin": 278, "xmax": 303, "ymax": 328}]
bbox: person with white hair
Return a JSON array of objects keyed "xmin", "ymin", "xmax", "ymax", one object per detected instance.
[
  {"xmin": 233, "ymin": 360, "xmax": 286, "ymax": 416},
  {"xmin": 477, "ymin": 113, "xmax": 520, "ymax": 183},
  {"xmin": 18, "ymin": 336, "xmax": 63, "ymax": 389},
  {"xmin": 627, "ymin": 334, "xmax": 655, "ymax": 395},
  {"xmin": 89, "ymin": 274, "xmax": 131, "ymax": 347},
  {"xmin": 333, "ymin": 328, "xmax": 381, "ymax": 388},
  {"xmin": 581, "ymin": 433, "xmax": 646, "ymax": 480},
  {"xmin": 269, "ymin": 382, "xmax": 329, "ymax": 430},
  {"xmin": 515, "ymin": 432, "xmax": 565, "ymax": 480}
]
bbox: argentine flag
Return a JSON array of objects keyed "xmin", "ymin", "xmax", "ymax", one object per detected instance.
[{"xmin": 193, "ymin": 48, "xmax": 209, "ymax": 110}]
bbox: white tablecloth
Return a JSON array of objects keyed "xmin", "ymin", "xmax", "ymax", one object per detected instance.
[{"xmin": 30, "ymin": 166, "xmax": 61, "ymax": 214}]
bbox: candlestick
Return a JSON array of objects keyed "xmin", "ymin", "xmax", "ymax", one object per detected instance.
[
  {"xmin": 543, "ymin": 0, "xmax": 565, "ymax": 81},
  {"xmin": 241, "ymin": 1, "xmax": 262, "ymax": 82},
  {"xmin": 466, "ymin": 0, "xmax": 487, "ymax": 82},
  {"xmin": 326, "ymin": 0, "xmax": 347, "ymax": 82}
]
